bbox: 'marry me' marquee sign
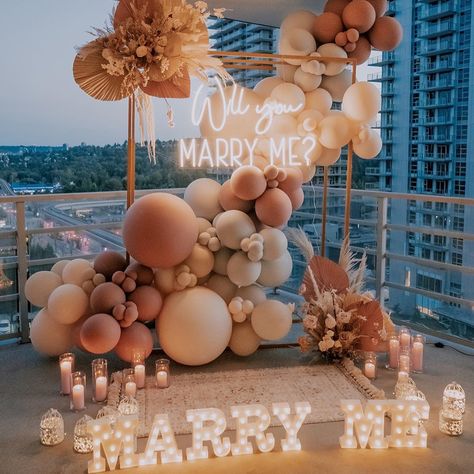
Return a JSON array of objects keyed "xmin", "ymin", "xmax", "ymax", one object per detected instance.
[{"xmin": 87, "ymin": 399, "xmax": 430, "ymax": 473}]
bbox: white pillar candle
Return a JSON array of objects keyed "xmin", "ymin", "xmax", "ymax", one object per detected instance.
[
  {"xmin": 156, "ymin": 371, "xmax": 168, "ymax": 388},
  {"xmin": 72, "ymin": 384, "xmax": 85, "ymax": 411},
  {"xmin": 60, "ymin": 360, "xmax": 72, "ymax": 395},
  {"xmin": 399, "ymin": 354, "xmax": 410, "ymax": 373},
  {"xmin": 412, "ymin": 341, "xmax": 424, "ymax": 372},
  {"xmin": 125, "ymin": 381, "xmax": 137, "ymax": 398},
  {"xmin": 399, "ymin": 332, "xmax": 411, "ymax": 349},
  {"xmin": 389, "ymin": 338, "xmax": 400, "ymax": 369},
  {"xmin": 134, "ymin": 364, "xmax": 145, "ymax": 389},
  {"xmin": 94, "ymin": 376, "xmax": 107, "ymax": 402},
  {"xmin": 364, "ymin": 362, "xmax": 376, "ymax": 379}
]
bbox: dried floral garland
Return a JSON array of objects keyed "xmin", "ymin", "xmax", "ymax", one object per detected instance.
[
  {"xmin": 287, "ymin": 229, "xmax": 394, "ymax": 362},
  {"xmin": 73, "ymin": 0, "xmax": 230, "ymax": 161}
]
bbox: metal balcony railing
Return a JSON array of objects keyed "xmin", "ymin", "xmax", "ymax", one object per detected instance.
[{"xmin": 1, "ymin": 187, "xmax": 474, "ymax": 346}]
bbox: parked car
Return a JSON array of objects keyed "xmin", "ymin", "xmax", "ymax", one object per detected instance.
[{"xmin": 0, "ymin": 319, "xmax": 11, "ymax": 335}]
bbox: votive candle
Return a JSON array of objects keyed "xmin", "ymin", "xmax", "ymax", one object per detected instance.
[
  {"xmin": 399, "ymin": 348, "xmax": 411, "ymax": 374},
  {"xmin": 155, "ymin": 359, "xmax": 170, "ymax": 389},
  {"xmin": 364, "ymin": 352, "xmax": 377, "ymax": 379},
  {"xmin": 59, "ymin": 353, "xmax": 75, "ymax": 395},
  {"xmin": 122, "ymin": 368, "xmax": 136, "ymax": 398},
  {"xmin": 70, "ymin": 371, "xmax": 86, "ymax": 411},
  {"xmin": 92, "ymin": 358, "xmax": 108, "ymax": 403},
  {"xmin": 388, "ymin": 334, "xmax": 400, "ymax": 369},
  {"xmin": 412, "ymin": 335, "xmax": 424, "ymax": 373},
  {"xmin": 131, "ymin": 348, "xmax": 146, "ymax": 389},
  {"xmin": 399, "ymin": 326, "xmax": 411, "ymax": 350}
]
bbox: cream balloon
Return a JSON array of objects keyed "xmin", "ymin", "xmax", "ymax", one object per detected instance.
[
  {"xmin": 305, "ymin": 88, "xmax": 333, "ymax": 114},
  {"xmin": 48, "ymin": 284, "xmax": 89, "ymax": 325},
  {"xmin": 183, "ymin": 243, "xmax": 215, "ymax": 278},
  {"xmin": 276, "ymin": 63, "xmax": 298, "ymax": 82},
  {"xmin": 316, "ymin": 43, "xmax": 348, "ymax": 76},
  {"xmin": 62, "ymin": 259, "xmax": 93, "ymax": 286},
  {"xmin": 270, "ymin": 83, "xmax": 306, "ymax": 115},
  {"xmin": 353, "ymin": 129, "xmax": 383, "ymax": 159},
  {"xmin": 294, "ymin": 68, "xmax": 322, "ymax": 92},
  {"xmin": 235, "ymin": 285, "xmax": 267, "ymax": 306},
  {"xmin": 206, "ymin": 274, "xmax": 237, "ymax": 304},
  {"xmin": 30, "ymin": 308, "xmax": 74, "ymax": 356},
  {"xmin": 317, "ymin": 146, "xmax": 342, "ymax": 166},
  {"xmin": 215, "ymin": 210, "xmax": 256, "ymax": 250},
  {"xmin": 279, "ymin": 28, "xmax": 316, "ymax": 65},
  {"xmin": 213, "ymin": 247, "xmax": 234, "ymax": 275},
  {"xmin": 184, "ymin": 178, "xmax": 223, "ymax": 221},
  {"xmin": 251, "ymin": 300, "xmax": 293, "ymax": 341},
  {"xmin": 157, "ymin": 287, "xmax": 232, "ymax": 366},
  {"xmin": 264, "ymin": 114, "xmax": 298, "ymax": 137},
  {"xmin": 280, "ymin": 10, "xmax": 316, "ymax": 33},
  {"xmin": 300, "ymin": 163, "xmax": 317, "ymax": 182},
  {"xmin": 318, "ymin": 114, "xmax": 353, "ymax": 149},
  {"xmin": 227, "ymin": 251, "xmax": 262, "ymax": 288},
  {"xmin": 253, "ymin": 76, "xmax": 284, "ymax": 99},
  {"xmin": 257, "ymin": 250, "xmax": 293, "ymax": 287},
  {"xmin": 51, "ymin": 260, "xmax": 68, "ymax": 278},
  {"xmin": 342, "ymin": 82, "xmax": 381, "ymax": 123},
  {"xmin": 25, "ymin": 271, "xmax": 62, "ymax": 308},
  {"xmin": 197, "ymin": 217, "xmax": 212, "ymax": 234},
  {"xmin": 154, "ymin": 267, "xmax": 175, "ymax": 295},
  {"xmin": 259, "ymin": 228, "xmax": 288, "ymax": 261},
  {"xmin": 229, "ymin": 321, "xmax": 261, "ymax": 356},
  {"xmin": 320, "ymin": 68, "xmax": 353, "ymax": 102}
]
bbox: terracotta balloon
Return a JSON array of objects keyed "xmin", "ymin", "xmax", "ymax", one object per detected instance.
[
  {"xmin": 126, "ymin": 262, "xmax": 154, "ymax": 286},
  {"xmin": 184, "ymin": 178, "xmax": 223, "ymax": 221},
  {"xmin": 287, "ymin": 187, "xmax": 305, "ymax": 210},
  {"xmin": 313, "ymin": 12, "xmax": 344, "ymax": 44},
  {"xmin": 253, "ymin": 76, "xmax": 284, "ymax": 99},
  {"xmin": 368, "ymin": 16, "xmax": 403, "ymax": 51},
  {"xmin": 255, "ymin": 189, "xmax": 293, "ymax": 228},
  {"xmin": 257, "ymin": 250, "xmax": 293, "ymax": 287},
  {"xmin": 342, "ymin": 82, "xmax": 381, "ymax": 123},
  {"xmin": 94, "ymin": 251, "xmax": 127, "ymax": 280},
  {"xmin": 227, "ymin": 251, "xmax": 262, "ymax": 288},
  {"xmin": 123, "ymin": 193, "xmax": 198, "ymax": 268},
  {"xmin": 348, "ymin": 35, "xmax": 372, "ymax": 65},
  {"xmin": 218, "ymin": 180, "xmax": 253, "ymax": 212},
  {"xmin": 251, "ymin": 300, "xmax": 293, "ymax": 341},
  {"xmin": 90, "ymin": 282, "xmax": 126, "ymax": 314},
  {"xmin": 278, "ymin": 168, "xmax": 304, "ymax": 194},
  {"xmin": 206, "ymin": 274, "xmax": 237, "ymax": 304},
  {"xmin": 320, "ymin": 68, "xmax": 353, "ymax": 102},
  {"xmin": 229, "ymin": 321, "xmax": 261, "ymax": 357},
  {"xmin": 366, "ymin": 0, "xmax": 388, "ymax": 17},
  {"xmin": 235, "ymin": 285, "xmax": 267, "ymax": 306},
  {"xmin": 183, "ymin": 243, "xmax": 215, "ymax": 278},
  {"xmin": 342, "ymin": 0, "xmax": 376, "ymax": 33},
  {"xmin": 213, "ymin": 247, "xmax": 234, "ymax": 276},
  {"xmin": 30, "ymin": 308, "xmax": 74, "ymax": 356},
  {"xmin": 80, "ymin": 313, "xmax": 121, "ymax": 354},
  {"xmin": 25, "ymin": 271, "xmax": 62, "ymax": 308},
  {"xmin": 215, "ymin": 210, "xmax": 256, "ymax": 250},
  {"xmin": 230, "ymin": 166, "xmax": 267, "ymax": 201},
  {"xmin": 115, "ymin": 321, "xmax": 154, "ymax": 362},
  {"xmin": 128, "ymin": 286, "xmax": 163, "ymax": 322},
  {"xmin": 48, "ymin": 284, "xmax": 89, "ymax": 325},
  {"xmin": 305, "ymin": 88, "xmax": 333, "ymax": 115},
  {"xmin": 324, "ymin": 0, "xmax": 351, "ymax": 15},
  {"xmin": 317, "ymin": 146, "xmax": 342, "ymax": 166}
]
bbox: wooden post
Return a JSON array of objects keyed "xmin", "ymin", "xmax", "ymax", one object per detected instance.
[{"xmin": 127, "ymin": 95, "xmax": 136, "ymax": 210}]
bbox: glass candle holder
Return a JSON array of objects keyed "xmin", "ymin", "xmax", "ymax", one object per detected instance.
[
  {"xmin": 387, "ymin": 334, "xmax": 400, "ymax": 369},
  {"xmin": 395, "ymin": 376, "xmax": 417, "ymax": 400},
  {"xmin": 398, "ymin": 326, "xmax": 411, "ymax": 350},
  {"xmin": 398, "ymin": 348, "xmax": 411, "ymax": 374},
  {"xmin": 131, "ymin": 349, "xmax": 146, "ymax": 389},
  {"xmin": 74, "ymin": 414, "xmax": 94, "ymax": 453},
  {"xmin": 122, "ymin": 368, "xmax": 137, "ymax": 398},
  {"xmin": 59, "ymin": 352, "xmax": 75, "ymax": 395},
  {"xmin": 439, "ymin": 409, "xmax": 463, "ymax": 436},
  {"xmin": 411, "ymin": 334, "xmax": 424, "ymax": 373},
  {"xmin": 70, "ymin": 371, "xmax": 86, "ymax": 412},
  {"xmin": 155, "ymin": 359, "xmax": 170, "ymax": 389},
  {"xmin": 363, "ymin": 352, "xmax": 377, "ymax": 379},
  {"xmin": 92, "ymin": 358, "xmax": 108, "ymax": 403},
  {"xmin": 40, "ymin": 408, "xmax": 65, "ymax": 446},
  {"xmin": 443, "ymin": 382, "xmax": 465, "ymax": 414},
  {"xmin": 118, "ymin": 395, "xmax": 139, "ymax": 415},
  {"xmin": 96, "ymin": 406, "xmax": 119, "ymax": 424}
]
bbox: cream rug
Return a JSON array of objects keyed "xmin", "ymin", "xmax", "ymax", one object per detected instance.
[{"xmin": 108, "ymin": 359, "xmax": 384, "ymax": 437}]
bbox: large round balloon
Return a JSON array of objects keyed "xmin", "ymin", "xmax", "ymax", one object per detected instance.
[
  {"xmin": 230, "ymin": 166, "xmax": 267, "ymax": 201},
  {"xmin": 90, "ymin": 282, "xmax": 126, "ymax": 314},
  {"xmin": 183, "ymin": 243, "xmax": 215, "ymax": 278},
  {"xmin": 80, "ymin": 313, "xmax": 121, "ymax": 354},
  {"xmin": 271, "ymin": 83, "xmax": 306, "ymax": 114},
  {"xmin": 368, "ymin": 16, "xmax": 403, "ymax": 51},
  {"xmin": 184, "ymin": 178, "xmax": 223, "ymax": 221},
  {"xmin": 318, "ymin": 114, "xmax": 353, "ymax": 149},
  {"xmin": 227, "ymin": 252, "xmax": 262, "ymax": 287},
  {"xmin": 128, "ymin": 286, "xmax": 163, "ymax": 322},
  {"xmin": 253, "ymin": 76, "xmax": 284, "ymax": 99},
  {"xmin": 157, "ymin": 287, "xmax": 232, "ymax": 365},
  {"xmin": 206, "ymin": 274, "xmax": 237, "ymax": 304},
  {"xmin": 280, "ymin": 10, "xmax": 316, "ymax": 33},
  {"xmin": 342, "ymin": 82, "xmax": 381, "ymax": 123},
  {"xmin": 255, "ymin": 189, "xmax": 293, "ymax": 228},
  {"xmin": 30, "ymin": 308, "xmax": 74, "ymax": 356},
  {"xmin": 51, "ymin": 260, "xmax": 69, "ymax": 278},
  {"xmin": 257, "ymin": 250, "xmax": 293, "ymax": 287},
  {"xmin": 342, "ymin": 0, "xmax": 376, "ymax": 33},
  {"xmin": 235, "ymin": 285, "xmax": 267, "ymax": 306},
  {"xmin": 62, "ymin": 259, "xmax": 93, "ymax": 286},
  {"xmin": 215, "ymin": 210, "xmax": 256, "ymax": 249},
  {"xmin": 260, "ymin": 228, "xmax": 288, "ymax": 261},
  {"xmin": 251, "ymin": 300, "xmax": 293, "ymax": 340},
  {"xmin": 115, "ymin": 321, "xmax": 154, "ymax": 362},
  {"xmin": 279, "ymin": 28, "xmax": 316, "ymax": 65},
  {"xmin": 48, "ymin": 284, "xmax": 89, "ymax": 325},
  {"xmin": 229, "ymin": 321, "xmax": 261, "ymax": 356},
  {"xmin": 354, "ymin": 129, "xmax": 382, "ymax": 159},
  {"xmin": 320, "ymin": 69, "xmax": 353, "ymax": 102},
  {"xmin": 25, "ymin": 271, "xmax": 62, "ymax": 308},
  {"xmin": 313, "ymin": 12, "xmax": 343, "ymax": 44},
  {"xmin": 126, "ymin": 262, "xmax": 154, "ymax": 286},
  {"xmin": 316, "ymin": 43, "xmax": 347, "ymax": 76},
  {"xmin": 218, "ymin": 180, "xmax": 253, "ymax": 212},
  {"xmin": 94, "ymin": 251, "xmax": 127, "ymax": 280},
  {"xmin": 305, "ymin": 88, "xmax": 333, "ymax": 115},
  {"xmin": 123, "ymin": 193, "xmax": 198, "ymax": 268}
]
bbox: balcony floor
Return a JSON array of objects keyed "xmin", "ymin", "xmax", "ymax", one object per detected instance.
[{"xmin": 0, "ymin": 342, "xmax": 473, "ymax": 474}]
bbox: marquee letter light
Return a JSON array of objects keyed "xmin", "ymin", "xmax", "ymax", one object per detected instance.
[
  {"xmin": 186, "ymin": 408, "xmax": 231, "ymax": 460},
  {"xmin": 339, "ymin": 400, "xmax": 389, "ymax": 449},
  {"xmin": 231, "ymin": 404, "xmax": 275, "ymax": 455},
  {"xmin": 388, "ymin": 400, "xmax": 429, "ymax": 448},
  {"xmin": 272, "ymin": 402, "xmax": 311, "ymax": 452},
  {"xmin": 138, "ymin": 414, "xmax": 182, "ymax": 466},
  {"xmin": 87, "ymin": 415, "xmax": 139, "ymax": 473}
]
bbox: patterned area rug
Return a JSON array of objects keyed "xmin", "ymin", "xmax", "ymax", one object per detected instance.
[{"xmin": 108, "ymin": 360, "xmax": 384, "ymax": 437}]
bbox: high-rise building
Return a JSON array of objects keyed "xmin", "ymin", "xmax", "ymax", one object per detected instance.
[{"xmin": 368, "ymin": 0, "xmax": 474, "ymax": 330}]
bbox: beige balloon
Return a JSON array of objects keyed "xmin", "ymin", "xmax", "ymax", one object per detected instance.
[
  {"xmin": 184, "ymin": 178, "xmax": 223, "ymax": 221},
  {"xmin": 206, "ymin": 274, "xmax": 237, "ymax": 304},
  {"xmin": 251, "ymin": 300, "xmax": 293, "ymax": 340},
  {"xmin": 197, "ymin": 217, "xmax": 212, "ymax": 234},
  {"xmin": 320, "ymin": 68, "xmax": 353, "ymax": 102},
  {"xmin": 279, "ymin": 28, "xmax": 317, "ymax": 65},
  {"xmin": 48, "ymin": 284, "xmax": 89, "ymax": 325},
  {"xmin": 183, "ymin": 243, "xmax": 215, "ymax": 278},
  {"xmin": 227, "ymin": 251, "xmax": 262, "ymax": 288},
  {"xmin": 257, "ymin": 250, "xmax": 293, "ymax": 287},
  {"xmin": 280, "ymin": 10, "xmax": 316, "ymax": 33},
  {"xmin": 294, "ymin": 68, "xmax": 322, "ymax": 92},
  {"xmin": 215, "ymin": 210, "xmax": 256, "ymax": 250},
  {"xmin": 259, "ymin": 228, "xmax": 288, "ymax": 261},
  {"xmin": 342, "ymin": 82, "xmax": 381, "ymax": 124},
  {"xmin": 25, "ymin": 271, "xmax": 62, "ymax": 308},
  {"xmin": 253, "ymin": 76, "xmax": 284, "ymax": 99},
  {"xmin": 235, "ymin": 285, "xmax": 267, "ymax": 305},
  {"xmin": 305, "ymin": 88, "xmax": 333, "ymax": 115},
  {"xmin": 51, "ymin": 260, "xmax": 69, "ymax": 278},
  {"xmin": 318, "ymin": 114, "xmax": 353, "ymax": 149},
  {"xmin": 229, "ymin": 321, "xmax": 261, "ymax": 356},
  {"xmin": 62, "ymin": 259, "xmax": 93, "ymax": 286},
  {"xmin": 354, "ymin": 129, "xmax": 382, "ymax": 159},
  {"xmin": 154, "ymin": 267, "xmax": 176, "ymax": 295},
  {"xmin": 316, "ymin": 43, "xmax": 348, "ymax": 76},
  {"xmin": 270, "ymin": 83, "xmax": 306, "ymax": 116},
  {"xmin": 276, "ymin": 63, "xmax": 298, "ymax": 82},
  {"xmin": 317, "ymin": 146, "xmax": 342, "ymax": 166},
  {"xmin": 213, "ymin": 247, "xmax": 234, "ymax": 275}
]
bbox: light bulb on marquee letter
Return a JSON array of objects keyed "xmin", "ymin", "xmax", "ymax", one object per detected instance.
[
  {"xmin": 388, "ymin": 401, "xmax": 429, "ymax": 448},
  {"xmin": 272, "ymin": 402, "xmax": 311, "ymax": 451},
  {"xmin": 231, "ymin": 404, "xmax": 275, "ymax": 455},
  {"xmin": 87, "ymin": 415, "xmax": 139, "ymax": 473},
  {"xmin": 186, "ymin": 408, "xmax": 231, "ymax": 460},
  {"xmin": 138, "ymin": 414, "xmax": 182, "ymax": 466}
]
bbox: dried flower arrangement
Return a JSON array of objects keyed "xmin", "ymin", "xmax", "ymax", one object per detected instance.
[
  {"xmin": 73, "ymin": 0, "xmax": 230, "ymax": 160},
  {"xmin": 288, "ymin": 229, "xmax": 394, "ymax": 362}
]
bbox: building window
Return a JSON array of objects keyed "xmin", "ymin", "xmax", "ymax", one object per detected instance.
[
  {"xmin": 423, "ymin": 214, "xmax": 432, "ymax": 226},
  {"xmin": 455, "ymin": 162, "xmax": 466, "ymax": 177},
  {"xmin": 416, "ymin": 273, "xmax": 442, "ymax": 293},
  {"xmin": 451, "ymin": 253, "xmax": 463, "ymax": 266},
  {"xmin": 434, "ymin": 235, "xmax": 446, "ymax": 246},
  {"xmin": 421, "ymin": 248, "xmax": 431, "ymax": 259},
  {"xmin": 422, "ymin": 233, "xmax": 431, "ymax": 243},
  {"xmin": 454, "ymin": 180, "xmax": 466, "ymax": 196},
  {"xmin": 453, "ymin": 217, "xmax": 464, "ymax": 231},
  {"xmin": 452, "ymin": 238, "xmax": 463, "ymax": 251},
  {"xmin": 433, "ymin": 251, "xmax": 445, "ymax": 262}
]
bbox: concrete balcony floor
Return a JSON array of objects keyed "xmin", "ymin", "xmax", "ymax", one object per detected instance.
[{"xmin": 0, "ymin": 342, "xmax": 473, "ymax": 474}]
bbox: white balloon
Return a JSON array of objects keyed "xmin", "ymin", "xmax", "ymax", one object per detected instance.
[
  {"xmin": 320, "ymin": 68, "xmax": 353, "ymax": 102},
  {"xmin": 342, "ymin": 82, "xmax": 381, "ymax": 124},
  {"xmin": 259, "ymin": 228, "xmax": 287, "ymax": 261},
  {"xmin": 354, "ymin": 129, "xmax": 383, "ymax": 159},
  {"xmin": 48, "ymin": 284, "xmax": 89, "ymax": 325},
  {"xmin": 279, "ymin": 28, "xmax": 317, "ymax": 65},
  {"xmin": 227, "ymin": 251, "xmax": 262, "ymax": 287},
  {"xmin": 253, "ymin": 76, "xmax": 284, "ymax": 99},
  {"xmin": 305, "ymin": 88, "xmax": 333, "ymax": 115},
  {"xmin": 251, "ymin": 300, "xmax": 293, "ymax": 341},
  {"xmin": 294, "ymin": 68, "xmax": 322, "ymax": 92},
  {"xmin": 270, "ymin": 83, "xmax": 306, "ymax": 116},
  {"xmin": 229, "ymin": 321, "xmax": 261, "ymax": 356},
  {"xmin": 184, "ymin": 178, "xmax": 223, "ymax": 221},
  {"xmin": 197, "ymin": 217, "xmax": 212, "ymax": 234},
  {"xmin": 317, "ymin": 44, "xmax": 348, "ymax": 76},
  {"xmin": 257, "ymin": 250, "xmax": 293, "ymax": 287},
  {"xmin": 280, "ymin": 10, "xmax": 316, "ymax": 33},
  {"xmin": 157, "ymin": 287, "xmax": 232, "ymax": 365},
  {"xmin": 25, "ymin": 271, "xmax": 62, "ymax": 308},
  {"xmin": 215, "ymin": 210, "xmax": 256, "ymax": 250}
]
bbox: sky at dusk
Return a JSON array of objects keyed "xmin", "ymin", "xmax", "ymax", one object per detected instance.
[{"xmin": 0, "ymin": 0, "xmax": 371, "ymax": 146}]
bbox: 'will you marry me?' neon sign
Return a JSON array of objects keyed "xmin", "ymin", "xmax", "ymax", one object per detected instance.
[{"xmin": 178, "ymin": 79, "xmax": 318, "ymax": 169}]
